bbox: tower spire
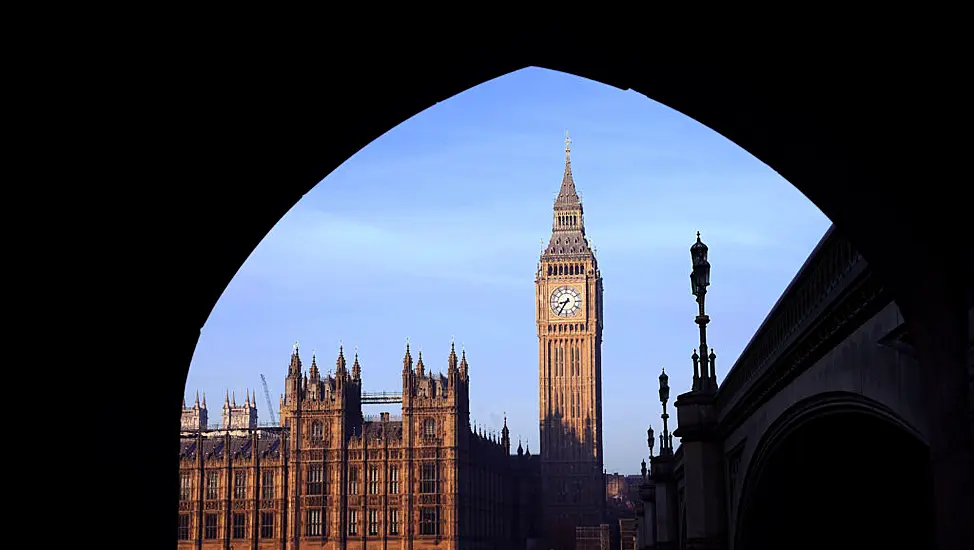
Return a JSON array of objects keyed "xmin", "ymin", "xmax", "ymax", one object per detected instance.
[
  {"xmin": 544, "ymin": 132, "xmax": 591, "ymax": 258},
  {"xmin": 555, "ymin": 130, "xmax": 580, "ymax": 208}
]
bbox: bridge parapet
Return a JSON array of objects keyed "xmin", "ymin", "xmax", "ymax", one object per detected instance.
[{"xmin": 716, "ymin": 226, "xmax": 873, "ymax": 423}]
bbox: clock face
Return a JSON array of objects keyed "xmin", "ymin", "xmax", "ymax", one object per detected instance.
[{"xmin": 550, "ymin": 286, "xmax": 583, "ymax": 317}]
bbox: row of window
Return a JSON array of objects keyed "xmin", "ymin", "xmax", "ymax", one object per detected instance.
[
  {"xmin": 178, "ymin": 508, "xmax": 441, "ymax": 541},
  {"xmin": 180, "ymin": 470, "xmax": 275, "ymax": 501},
  {"xmin": 550, "ymin": 340, "xmax": 584, "ymax": 378},
  {"xmin": 547, "ymin": 263, "xmax": 586, "ymax": 276},
  {"xmin": 182, "ymin": 463, "xmax": 440, "ymax": 502},
  {"xmin": 308, "ymin": 419, "xmax": 439, "ymax": 440},
  {"xmin": 308, "ymin": 463, "xmax": 438, "ymax": 495},
  {"xmin": 176, "ymin": 512, "xmax": 275, "ymax": 541}
]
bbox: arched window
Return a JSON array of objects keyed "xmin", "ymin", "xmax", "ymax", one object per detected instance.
[
  {"xmin": 311, "ymin": 421, "xmax": 323, "ymax": 441},
  {"xmin": 423, "ymin": 418, "xmax": 436, "ymax": 439}
]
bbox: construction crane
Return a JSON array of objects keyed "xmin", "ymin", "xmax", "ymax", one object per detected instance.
[{"xmin": 260, "ymin": 374, "xmax": 277, "ymax": 425}]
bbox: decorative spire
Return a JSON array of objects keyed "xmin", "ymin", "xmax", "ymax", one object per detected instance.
[
  {"xmin": 459, "ymin": 346, "xmax": 469, "ymax": 379},
  {"xmin": 288, "ymin": 342, "xmax": 302, "ymax": 377},
  {"xmin": 309, "ymin": 351, "xmax": 320, "ymax": 380},
  {"xmin": 335, "ymin": 345, "xmax": 347, "ymax": 373},
  {"xmin": 232, "ymin": 391, "xmax": 236, "ymax": 407},
  {"xmin": 403, "ymin": 341, "xmax": 413, "ymax": 373},
  {"xmin": 352, "ymin": 347, "xmax": 361, "ymax": 380},
  {"xmin": 201, "ymin": 392, "xmax": 206, "ymax": 408},
  {"xmin": 448, "ymin": 339, "xmax": 458, "ymax": 372},
  {"xmin": 517, "ymin": 437, "xmax": 524, "ymax": 456},
  {"xmin": 225, "ymin": 389, "xmax": 230, "ymax": 406},
  {"xmin": 416, "ymin": 351, "xmax": 425, "ymax": 377}
]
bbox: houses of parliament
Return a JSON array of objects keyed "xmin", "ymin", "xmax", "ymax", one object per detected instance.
[{"xmin": 178, "ymin": 135, "xmax": 607, "ymax": 550}]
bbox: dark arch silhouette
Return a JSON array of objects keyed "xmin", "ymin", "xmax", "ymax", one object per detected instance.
[
  {"xmin": 736, "ymin": 393, "xmax": 934, "ymax": 550},
  {"xmin": 70, "ymin": 30, "xmax": 970, "ymax": 547}
]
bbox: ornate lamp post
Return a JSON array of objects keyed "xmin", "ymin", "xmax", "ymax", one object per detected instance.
[
  {"xmin": 647, "ymin": 425, "xmax": 655, "ymax": 458},
  {"xmin": 659, "ymin": 368, "xmax": 672, "ymax": 453},
  {"xmin": 690, "ymin": 231, "xmax": 717, "ymax": 392}
]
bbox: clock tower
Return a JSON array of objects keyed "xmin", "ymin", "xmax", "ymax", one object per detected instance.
[{"xmin": 536, "ymin": 133, "xmax": 605, "ymax": 550}]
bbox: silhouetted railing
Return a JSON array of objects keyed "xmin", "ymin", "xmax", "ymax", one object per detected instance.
[{"xmin": 716, "ymin": 226, "xmax": 876, "ymax": 418}]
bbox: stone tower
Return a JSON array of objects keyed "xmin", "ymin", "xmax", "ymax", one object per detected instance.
[
  {"xmin": 535, "ymin": 133, "xmax": 605, "ymax": 549},
  {"xmin": 222, "ymin": 388, "xmax": 258, "ymax": 429},
  {"xmin": 180, "ymin": 391, "xmax": 208, "ymax": 431}
]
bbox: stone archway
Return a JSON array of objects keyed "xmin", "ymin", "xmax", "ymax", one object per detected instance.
[
  {"xmin": 70, "ymin": 30, "xmax": 970, "ymax": 547},
  {"xmin": 735, "ymin": 393, "xmax": 935, "ymax": 550}
]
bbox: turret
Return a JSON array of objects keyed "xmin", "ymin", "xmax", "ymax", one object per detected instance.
[
  {"xmin": 416, "ymin": 351, "xmax": 425, "ymax": 378},
  {"xmin": 459, "ymin": 347, "xmax": 469, "ymax": 382},
  {"xmin": 501, "ymin": 413, "xmax": 510, "ymax": 454},
  {"xmin": 287, "ymin": 341, "xmax": 302, "ymax": 377},
  {"xmin": 402, "ymin": 342, "xmax": 413, "ymax": 384},
  {"xmin": 223, "ymin": 388, "xmax": 258, "ymax": 429},
  {"xmin": 285, "ymin": 342, "xmax": 303, "ymax": 408},
  {"xmin": 352, "ymin": 349, "xmax": 361, "ymax": 381},
  {"xmin": 447, "ymin": 338, "xmax": 458, "ymax": 376},
  {"xmin": 309, "ymin": 352, "xmax": 320, "ymax": 382},
  {"xmin": 336, "ymin": 345, "xmax": 347, "ymax": 377},
  {"xmin": 181, "ymin": 390, "xmax": 209, "ymax": 431}
]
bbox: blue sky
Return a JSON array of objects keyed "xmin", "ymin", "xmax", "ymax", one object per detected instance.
[{"xmin": 184, "ymin": 67, "xmax": 831, "ymax": 474}]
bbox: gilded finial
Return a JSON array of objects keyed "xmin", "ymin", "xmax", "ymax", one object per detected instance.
[
  {"xmin": 696, "ymin": 231, "xmax": 701, "ymax": 240},
  {"xmin": 565, "ymin": 130, "xmax": 572, "ymax": 158},
  {"xmin": 293, "ymin": 340, "xmax": 299, "ymax": 352}
]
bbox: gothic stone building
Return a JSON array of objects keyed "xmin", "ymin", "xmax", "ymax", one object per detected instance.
[{"xmin": 178, "ymin": 342, "xmax": 542, "ymax": 550}]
